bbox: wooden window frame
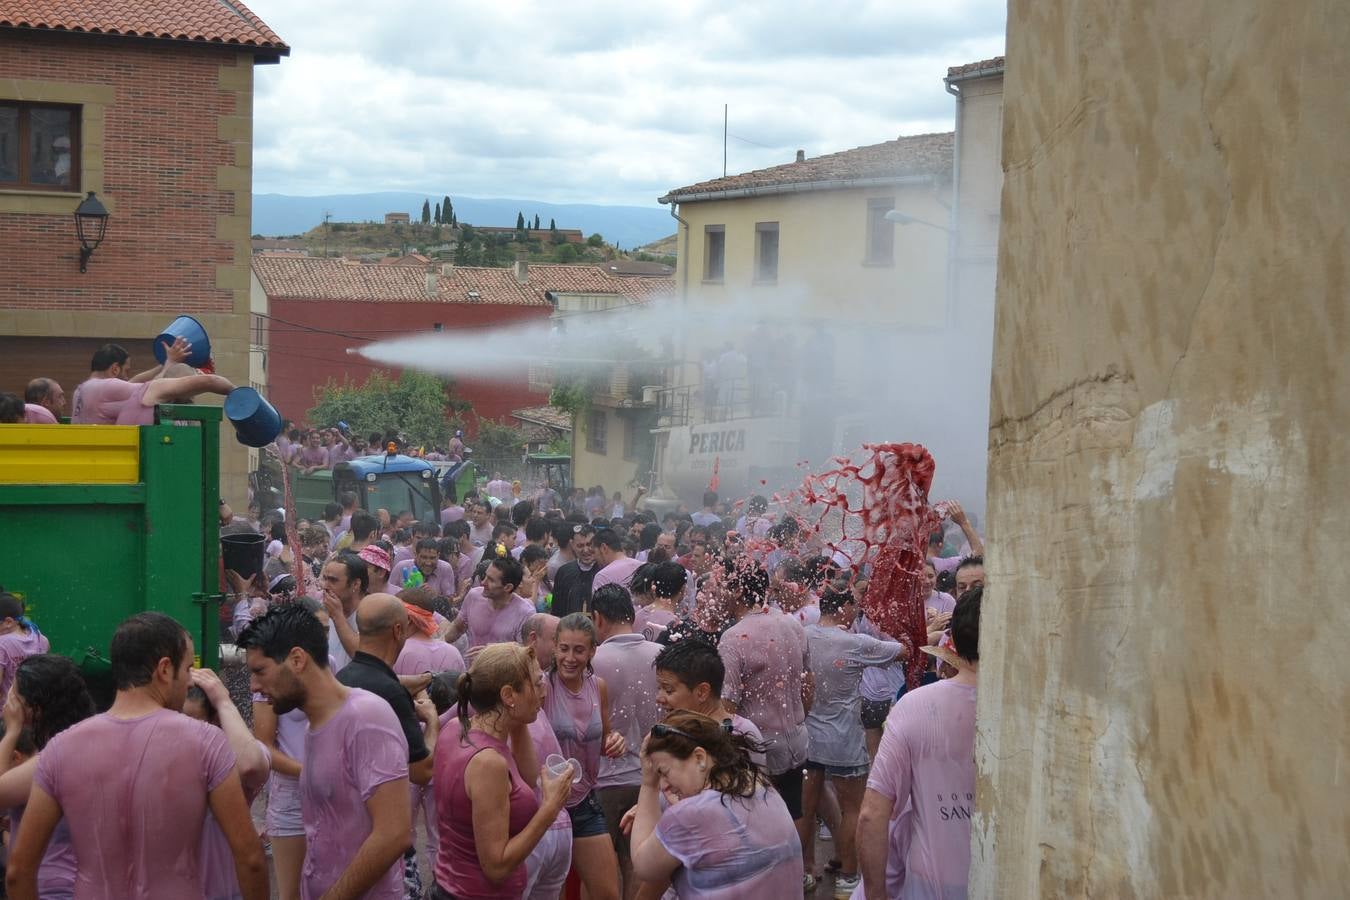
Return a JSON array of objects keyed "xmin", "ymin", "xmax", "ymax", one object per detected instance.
[
  {"xmin": 754, "ymin": 221, "xmax": 779, "ymax": 283},
  {"xmin": 865, "ymin": 197, "xmax": 895, "ymax": 266},
  {"xmin": 0, "ymin": 101, "xmax": 81, "ymax": 192},
  {"xmin": 586, "ymin": 408, "xmax": 608, "ymax": 455},
  {"xmin": 703, "ymin": 225, "xmax": 725, "ymax": 283}
]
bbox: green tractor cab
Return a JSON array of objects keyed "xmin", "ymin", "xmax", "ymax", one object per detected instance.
[{"xmin": 294, "ymin": 454, "xmax": 442, "ymax": 524}]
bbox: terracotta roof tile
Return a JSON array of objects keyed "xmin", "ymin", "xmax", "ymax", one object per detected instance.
[
  {"xmin": 946, "ymin": 56, "xmax": 1004, "ymax": 80},
  {"xmin": 661, "ymin": 132, "xmax": 952, "ymax": 202},
  {"xmin": 511, "ymin": 406, "xmax": 573, "ymax": 432},
  {"xmin": 0, "ymin": 0, "xmax": 289, "ymax": 53},
  {"xmin": 251, "ymin": 256, "xmax": 671, "ymax": 308}
]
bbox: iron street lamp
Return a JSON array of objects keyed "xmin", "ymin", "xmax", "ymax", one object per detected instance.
[
  {"xmin": 74, "ymin": 191, "xmax": 109, "ymax": 273},
  {"xmin": 884, "ymin": 209, "xmax": 954, "ymax": 234}
]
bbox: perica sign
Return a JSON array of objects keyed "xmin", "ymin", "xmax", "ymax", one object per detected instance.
[{"xmin": 688, "ymin": 428, "xmax": 747, "ymax": 454}]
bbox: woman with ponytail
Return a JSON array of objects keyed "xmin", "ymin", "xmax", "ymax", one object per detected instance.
[
  {"xmin": 629, "ymin": 710, "xmax": 803, "ymax": 898},
  {"xmin": 431, "ymin": 643, "xmax": 573, "ymax": 899}
]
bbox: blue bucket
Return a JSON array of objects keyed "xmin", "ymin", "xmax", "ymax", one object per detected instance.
[
  {"xmin": 153, "ymin": 316, "xmax": 211, "ymax": 367},
  {"xmin": 224, "ymin": 388, "xmax": 282, "ymax": 448}
]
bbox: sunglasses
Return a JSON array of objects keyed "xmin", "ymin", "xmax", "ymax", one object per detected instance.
[{"xmin": 650, "ymin": 720, "xmax": 734, "ymax": 745}]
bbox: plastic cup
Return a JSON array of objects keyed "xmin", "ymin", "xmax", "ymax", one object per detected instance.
[{"xmin": 545, "ymin": 753, "xmax": 582, "ymax": 784}]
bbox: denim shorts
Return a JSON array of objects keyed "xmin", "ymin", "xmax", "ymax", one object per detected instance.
[
  {"xmin": 806, "ymin": 760, "xmax": 871, "ymax": 779},
  {"xmin": 265, "ymin": 775, "xmax": 304, "ymax": 837},
  {"xmin": 566, "ymin": 790, "xmax": 609, "ymax": 839}
]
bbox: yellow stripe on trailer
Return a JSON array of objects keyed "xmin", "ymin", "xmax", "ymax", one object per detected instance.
[{"xmin": 0, "ymin": 424, "xmax": 141, "ymax": 484}]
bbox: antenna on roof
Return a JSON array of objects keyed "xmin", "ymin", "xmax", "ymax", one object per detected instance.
[
  {"xmin": 323, "ymin": 210, "xmax": 332, "ymax": 259},
  {"xmin": 723, "ymin": 104, "xmax": 728, "ymax": 177}
]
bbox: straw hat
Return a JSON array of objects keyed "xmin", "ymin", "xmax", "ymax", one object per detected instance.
[{"xmin": 918, "ymin": 633, "xmax": 972, "ymax": 672}]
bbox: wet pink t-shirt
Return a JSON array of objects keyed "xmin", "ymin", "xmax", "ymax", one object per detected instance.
[
  {"xmin": 455, "ymin": 588, "xmax": 535, "ymax": 650},
  {"xmin": 717, "ymin": 608, "xmax": 810, "ymax": 774},
  {"xmin": 593, "ymin": 632, "xmax": 663, "ymax": 788},
  {"xmin": 394, "ymin": 637, "xmax": 466, "ymax": 676},
  {"xmin": 0, "ymin": 626, "xmax": 50, "ymax": 702},
  {"xmin": 867, "ymin": 679, "xmax": 976, "ymax": 899},
  {"xmin": 199, "ymin": 738, "xmax": 271, "ymax": 900},
  {"xmin": 300, "ymin": 688, "xmax": 409, "ymax": 900},
  {"xmin": 7, "ymin": 796, "xmax": 76, "ymax": 898},
  {"xmin": 34, "ymin": 708, "xmax": 236, "ymax": 900},
  {"xmin": 524, "ymin": 715, "xmax": 575, "ymax": 834},
  {"xmin": 113, "ymin": 381, "xmax": 156, "ymax": 426},
  {"xmin": 70, "ymin": 377, "xmax": 136, "ymax": 425},
  {"xmin": 23, "ymin": 404, "xmax": 57, "ymax": 424},
  {"xmin": 655, "ymin": 786, "xmax": 803, "ymax": 898},
  {"xmin": 634, "ymin": 605, "xmax": 678, "ymax": 642},
  {"xmin": 391, "ymin": 558, "xmax": 457, "ymax": 598},
  {"xmin": 591, "ymin": 557, "xmax": 643, "ymax": 594},
  {"xmin": 542, "ymin": 673, "xmax": 603, "ymax": 807}
]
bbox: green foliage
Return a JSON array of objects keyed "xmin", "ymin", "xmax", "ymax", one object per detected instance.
[
  {"xmin": 421, "ymin": 200, "xmax": 431, "ymax": 224},
  {"xmin": 544, "ymin": 434, "xmax": 572, "ymax": 456},
  {"xmin": 548, "ymin": 382, "xmax": 590, "ymax": 414},
  {"xmin": 308, "ymin": 370, "xmax": 466, "ymax": 448},
  {"xmin": 549, "ymin": 218, "xmax": 557, "ymax": 231},
  {"xmin": 533, "ymin": 214, "xmax": 541, "ymax": 230},
  {"xmin": 443, "ymin": 195, "xmax": 453, "ymax": 223},
  {"xmin": 475, "ymin": 421, "xmax": 530, "ymax": 460},
  {"xmin": 516, "ymin": 211, "xmax": 526, "ymax": 231},
  {"xmin": 459, "ymin": 224, "xmax": 475, "ymax": 241},
  {"xmin": 554, "ymin": 243, "xmax": 580, "ymax": 263},
  {"xmin": 434, "ymin": 202, "xmax": 442, "ymax": 223},
  {"xmin": 587, "ymin": 233, "xmax": 604, "ymax": 247}
]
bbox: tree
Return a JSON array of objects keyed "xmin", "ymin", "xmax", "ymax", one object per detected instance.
[
  {"xmin": 587, "ymin": 233, "xmax": 604, "ymax": 247},
  {"xmin": 533, "ymin": 214, "xmax": 540, "ymax": 230},
  {"xmin": 516, "ymin": 211, "xmax": 526, "ymax": 231},
  {"xmin": 443, "ymin": 196, "xmax": 453, "ymax": 224},
  {"xmin": 421, "ymin": 199, "xmax": 431, "ymax": 224},
  {"xmin": 308, "ymin": 370, "xmax": 468, "ymax": 448},
  {"xmin": 451, "ymin": 212, "xmax": 458, "ymax": 227},
  {"xmin": 475, "ymin": 421, "xmax": 530, "ymax": 462},
  {"xmin": 555, "ymin": 242, "xmax": 580, "ymax": 263},
  {"xmin": 434, "ymin": 202, "xmax": 442, "ymax": 224},
  {"xmin": 549, "ymin": 218, "xmax": 556, "ymax": 230}
]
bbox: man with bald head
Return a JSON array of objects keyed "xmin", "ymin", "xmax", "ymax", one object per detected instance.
[
  {"xmin": 520, "ymin": 612, "xmax": 560, "ymax": 667},
  {"xmin": 23, "ymin": 378, "xmax": 65, "ymax": 424},
  {"xmin": 336, "ymin": 593, "xmax": 439, "ymax": 787}
]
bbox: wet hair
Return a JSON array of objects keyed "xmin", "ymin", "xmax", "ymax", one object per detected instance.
[
  {"xmin": 299, "ymin": 524, "xmax": 330, "ymax": 551},
  {"xmin": 520, "ymin": 544, "xmax": 550, "ymax": 568},
  {"xmin": 650, "ymin": 562, "xmax": 688, "ymax": 599},
  {"xmin": 110, "ymin": 612, "xmax": 190, "ymax": 691},
  {"xmin": 338, "ymin": 491, "xmax": 358, "ymax": 510},
  {"xmin": 644, "ymin": 710, "xmax": 769, "ymax": 802},
  {"xmin": 594, "ymin": 529, "xmax": 624, "ymax": 552},
  {"xmin": 511, "ymin": 501, "xmax": 534, "ymax": 527},
  {"xmin": 444, "ymin": 520, "xmax": 470, "ymax": 542},
  {"xmin": 236, "ymin": 604, "xmax": 329, "ymax": 668},
  {"xmin": 524, "ymin": 517, "xmax": 548, "ymax": 543},
  {"xmin": 491, "ymin": 523, "xmax": 517, "ymax": 543},
  {"xmin": 327, "ymin": 550, "xmax": 370, "ymax": 594},
  {"xmin": 746, "ymin": 495, "xmax": 768, "ymax": 515},
  {"xmin": 802, "ymin": 555, "xmax": 840, "ymax": 590},
  {"xmin": 266, "ymin": 518, "xmax": 288, "ymax": 543},
  {"xmin": 15, "ymin": 655, "xmax": 95, "ymax": 749},
  {"xmin": 426, "ymin": 673, "xmax": 454, "ymax": 716},
  {"xmin": 722, "ymin": 558, "xmax": 769, "ymax": 607},
  {"xmin": 552, "ymin": 521, "xmax": 576, "ymax": 550},
  {"xmin": 956, "ymin": 554, "xmax": 985, "ymax": 574},
  {"xmin": 455, "ymin": 643, "xmax": 536, "ymax": 738},
  {"xmin": 701, "ymin": 491, "xmax": 718, "ymax": 508},
  {"xmin": 90, "ymin": 343, "xmax": 130, "ymax": 371},
  {"xmin": 411, "ymin": 520, "xmax": 439, "ymax": 540},
  {"xmin": 935, "ymin": 570, "xmax": 957, "ymax": 595},
  {"xmin": 0, "ymin": 592, "xmax": 24, "ymax": 622},
  {"xmin": 488, "ymin": 556, "xmax": 524, "ymax": 593},
  {"xmin": 184, "ymin": 684, "xmax": 218, "ymax": 725},
  {"xmin": 0, "ymin": 393, "xmax": 22, "ymax": 423},
  {"xmin": 415, "ymin": 537, "xmax": 440, "ymax": 554},
  {"xmin": 551, "ymin": 612, "xmax": 598, "ymax": 679},
  {"xmin": 630, "ymin": 563, "xmax": 657, "ymax": 597},
  {"xmin": 654, "ymin": 638, "xmax": 724, "ymax": 696},
  {"xmin": 591, "ymin": 584, "xmax": 636, "ymax": 625},
  {"xmin": 350, "ymin": 510, "xmax": 380, "ymax": 541},
  {"xmin": 819, "ymin": 586, "xmax": 854, "ymax": 617},
  {"xmin": 322, "ymin": 502, "xmax": 342, "ymax": 522},
  {"xmin": 950, "ymin": 585, "xmax": 982, "ymax": 663},
  {"xmin": 24, "ymin": 378, "xmax": 54, "ymax": 404},
  {"xmin": 638, "ymin": 522, "xmax": 662, "ymax": 551}
]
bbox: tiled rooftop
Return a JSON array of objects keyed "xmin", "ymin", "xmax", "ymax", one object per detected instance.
[
  {"xmin": 947, "ymin": 56, "xmax": 1005, "ymax": 79},
  {"xmin": 661, "ymin": 132, "xmax": 953, "ymax": 202},
  {"xmin": 251, "ymin": 256, "xmax": 671, "ymax": 307},
  {"xmin": 511, "ymin": 406, "xmax": 573, "ymax": 432},
  {"xmin": 0, "ymin": 0, "xmax": 289, "ymax": 53}
]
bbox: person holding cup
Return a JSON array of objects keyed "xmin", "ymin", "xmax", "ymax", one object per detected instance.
[{"xmin": 431, "ymin": 643, "xmax": 573, "ymax": 900}]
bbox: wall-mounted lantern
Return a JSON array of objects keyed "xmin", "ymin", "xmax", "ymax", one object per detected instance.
[{"xmin": 74, "ymin": 191, "xmax": 109, "ymax": 273}]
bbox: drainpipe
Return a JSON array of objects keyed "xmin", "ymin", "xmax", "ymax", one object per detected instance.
[
  {"xmin": 943, "ymin": 75, "xmax": 962, "ymax": 330},
  {"xmin": 659, "ymin": 200, "xmax": 692, "ymax": 496}
]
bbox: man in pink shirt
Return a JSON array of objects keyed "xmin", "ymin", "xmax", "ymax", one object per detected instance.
[
  {"xmin": 590, "ymin": 584, "xmax": 664, "ymax": 897},
  {"xmin": 22, "ymin": 378, "xmax": 64, "ymax": 423},
  {"xmin": 441, "ymin": 520, "xmax": 482, "ymax": 595},
  {"xmin": 239, "ymin": 604, "xmax": 412, "ymax": 900},
  {"xmin": 590, "ymin": 529, "xmax": 642, "ymax": 594},
  {"xmin": 717, "ymin": 561, "xmax": 813, "ymax": 824},
  {"xmin": 7, "ymin": 612, "xmax": 267, "ymax": 900},
  {"xmin": 857, "ymin": 587, "xmax": 981, "ymax": 900},
  {"xmin": 445, "ymin": 557, "xmax": 534, "ymax": 661},
  {"xmin": 390, "ymin": 538, "xmax": 458, "ymax": 598}
]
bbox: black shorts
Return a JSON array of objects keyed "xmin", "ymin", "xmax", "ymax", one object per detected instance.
[
  {"xmin": 860, "ymin": 697, "xmax": 891, "ymax": 730},
  {"xmin": 770, "ymin": 766, "xmax": 804, "ymax": 820}
]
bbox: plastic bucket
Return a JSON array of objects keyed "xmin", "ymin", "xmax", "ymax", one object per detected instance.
[
  {"xmin": 220, "ymin": 532, "xmax": 266, "ymax": 580},
  {"xmin": 224, "ymin": 388, "xmax": 282, "ymax": 448},
  {"xmin": 153, "ymin": 316, "xmax": 211, "ymax": 367}
]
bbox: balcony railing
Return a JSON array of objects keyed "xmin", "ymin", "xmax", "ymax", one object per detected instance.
[{"xmin": 656, "ymin": 376, "xmax": 791, "ymax": 427}]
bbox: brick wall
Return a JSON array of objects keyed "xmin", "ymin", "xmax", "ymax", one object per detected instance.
[
  {"xmin": 267, "ymin": 298, "xmax": 553, "ymax": 434},
  {"xmin": 0, "ymin": 34, "xmax": 240, "ymax": 313}
]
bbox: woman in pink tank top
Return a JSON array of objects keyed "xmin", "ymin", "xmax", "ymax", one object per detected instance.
[
  {"xmin": 432, "ymin": 643, "xmax": 572, "ymax": 900},
  {"xmin": 542, "ymin": 613, "xmax": 626, "ymax": 900}
]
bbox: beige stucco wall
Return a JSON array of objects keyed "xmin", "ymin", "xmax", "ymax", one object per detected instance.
[
  {"xmin": 976, "ymin": 3, "xmax": 1350, "ymax": 898},
  {"xmin": 571, "ymin": 406, "xmax": 642, "ymax": 493}
]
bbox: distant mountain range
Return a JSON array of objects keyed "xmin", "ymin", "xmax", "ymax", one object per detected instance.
[{"xmin": 252, "ymin": 192, "xmax": 675, "ymax": 250}]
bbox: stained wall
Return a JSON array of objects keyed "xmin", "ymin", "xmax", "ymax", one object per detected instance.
[{"xmin": 976, "ymin": 2, "xmax": 1350, "ymax": 896}]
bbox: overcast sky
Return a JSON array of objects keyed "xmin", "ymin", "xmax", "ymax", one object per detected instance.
[{"xmin": 245, "ymin": 1, "xmax": 1005, "ymax": 207}]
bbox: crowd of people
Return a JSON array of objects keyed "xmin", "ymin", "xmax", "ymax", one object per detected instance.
[{"xmin": 2, "ymin": 388, "xmax": 988, "ymax": 899}]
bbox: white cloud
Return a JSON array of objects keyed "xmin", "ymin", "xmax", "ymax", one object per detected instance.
[{"xmin": 245, "ymin": 0, "xmax": 1005, "ymax": 205}]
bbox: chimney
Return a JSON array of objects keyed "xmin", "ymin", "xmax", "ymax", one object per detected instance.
[
  {"xmin": 513, "ymin": 250, "xmax": 529, "ymax": 285},
  {"xmin": 425, "ymin": 266, "xmax": 439, "ymax": 294},
  {"xmin": 795, "ymin": 149, "xmax": 805, "ymax": 163}
]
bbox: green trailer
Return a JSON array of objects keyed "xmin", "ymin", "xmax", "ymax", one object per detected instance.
[{"xmin": 0, "ymin": 406, "xmax": 225, "ymax": 694}]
